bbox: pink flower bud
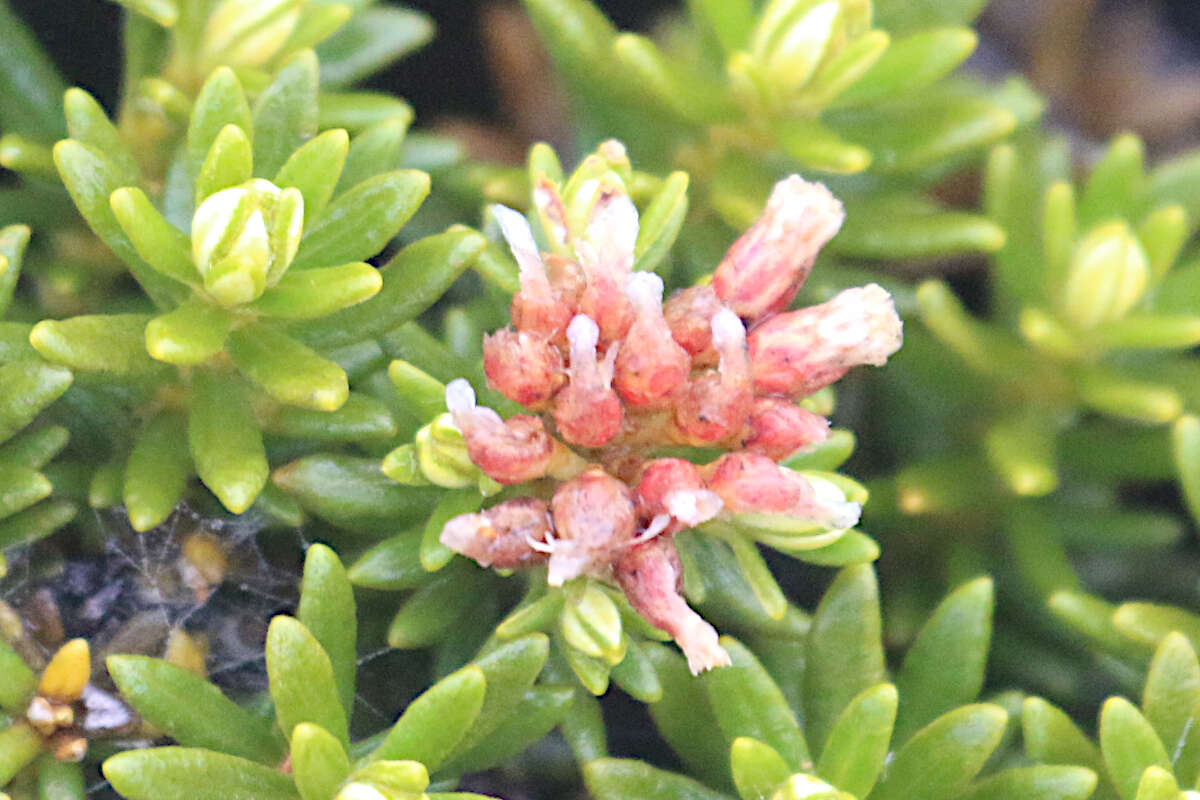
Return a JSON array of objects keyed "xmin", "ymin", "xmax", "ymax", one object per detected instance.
[
  {"xmin": 712, "ymin": 175, "xmax": 844, "ymax": 323},
  {"xmin": 533, "ymin": 177, "xmax": 571, "ymax": 249},
  {"xmin": 615, "ymin": 537, "xmax": 730, "ymax": 673},
  {"xmin": 547, "ymin": 467, "xmax": 638, "ymax": 585},
  {"xmin": 553, "ymin": 314, "xmax": 624, "ymax": 447},
  {"xmin": 614, "ymin": 273, "xmax": 691, "ymax": 406},
  {"xmin": 673, "ymin": 309, "xmax": 754, "ymax": 443},
  {"xmin": 663, "ymin": 284, "xmax": 722, "ymax": 364},
  {"xmin": 446, "ymin": 379, "xmax": 555, "ymax": 484},
  {"xmin": 748, "ymin": 283, "xmax": 903, "ymax": 397},
  {"xmin": 740, "ymin": 397, "xmax": 830, "ymax": 460},
  {"xmin": 440, "ymin": 497, "xmax": 553, "ymax": 568},
  {"xmin": 576, "ymin": 190, "xmax": 637, "ymax": 343},
  {"xmin": 494, "ymin": 204, "xmax": 574, "ymax": 340},
  {"xmin": 634, "ymin": 458, "xmax": 723, "ymax": 534},
  {"xmin": 483, "ymin": 329, "xmax": 566, "ymax": 409},
  {"xmin": 704, "ymin": 452, "xmax": 860, "ymax": 529}
]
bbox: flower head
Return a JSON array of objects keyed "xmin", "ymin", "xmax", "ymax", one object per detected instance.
[{"xmin": 430, "ymin": 148, "xmax": 901, "ymax": 673}]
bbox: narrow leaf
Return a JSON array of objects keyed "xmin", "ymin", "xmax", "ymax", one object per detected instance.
[
  {"xmin": 267, "ymin": 615, "xmax": 349, "ymax": 747},
  {"xmin": 102, "ymin": 747, "xmax": 299, "ymax": 800}
]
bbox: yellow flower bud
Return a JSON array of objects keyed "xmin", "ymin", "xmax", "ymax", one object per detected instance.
[
  {"xmin": 191, "ymin": 178, "xmax": 304, "ymax": 307},
  {"xmin": 1059, "ymin": 221, "xmax": 1149, "ymax": 329},
  {"xmin": 37, "ymin": 638, "xmax": 90, "ymax": 703}
]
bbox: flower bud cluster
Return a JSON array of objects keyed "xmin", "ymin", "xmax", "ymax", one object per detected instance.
[{"xmin": 440, "ymin": 155, "xmax": 902, "ymax": 673}]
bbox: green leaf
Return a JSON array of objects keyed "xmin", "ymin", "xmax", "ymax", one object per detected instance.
[
  {"xmin": 30, "ymin": 314, "xmax": 160, "ymax": 375},
  {"xmin": 1142, "ymin": 633, "xmax": 1200, "ymax": 787},
  {"xmin": 228, "ymin": 323, "xmax": 347, "ymax": 411},
  {"xmin": 872, "ymin": 0, "xmax": 987, "ymax": 35},
  {"xmin": 1079, "ymin": 134, "xmax": 1145, "ymax": 228},
  {"xmin": 252, "ymin": 50, "xmax": 319, "ymax": 178},
  {"xmin": 519, "ymin": 0, "xmax": 621, "ymax": 96},
  {"xmin": 799, "ymin": 29, "xmax": 890, "ymax": 107},
  {"xmin": 123, "ymin": 411, "xmax": 190, "ymax": 532},
  {"xmin": 35, "ymin": 756, "xmax": 86, "ymax": 800},
  {"xmin": 610, "ymin": 637, "xmax": 663, "ymax": 703},
  {"xmin": 562, "ymin": 688, "xmax": 608, "ymax": 762},
  {"xmin": 274, "ymin": 128, "xmax": 350, "ymax": 224},
  {"xmin": 0, "ymin": 640, "xmax": 35, "ymax": 714},
  {"xmin": 704, "ymin": 637, "xmax": 809, "ymax": 771},
  {"xmin": 1133, "ymin": 766, "xmax": 1179, "ymax": 800},
  {"xmin": 1173, "ymin": 415, "xmax": 1200, "ymax": 526},
  {"xmin": 634, "ymin": 171, "xmax": 689, "ymax": 273},
  {"xmin": 258, "ymin": 392, "xmax": 396, "ymax": 442},
  {"xmin": 63, "ymin": 87, "xmax": 139, "ymax": 185},
  {"xmin": 337, "ymin": 117, "xmax": 410, "ymax": 195},
  {"xmin": 291, "ymin": 170, "xmax": 430, "ymax": 270},
  {"xmin": 189, "ymin": 370, "xmax": 268, "ymax": 514},
  {"xmin": 106, "ymin": 655, "xmax": 285, "ymax": 765},
  {"xmin": 803, "ymin": 564, "xmax": 885, "ymax": 753},
  {"xmin": 195, "ymin": 124, "xmax": 254, "ymax": 204},
  {"xmin": 0, "ymin": 462, "xmax": 51, "ymax": 519},
  {"xmin": 250, "ymin": 262, "xmax": 382, "ymax": 319},
  {"xmin": 894, "ymin": 576, "xmax": 993, "ymax": 742},
  {"xmin": 437, "ymin": 685, "xmax": 574, "ymax": 776},
  {"xmin": 959, "ymin": 766, "xmax": 1098, "ymax": 800},
  {"xmin": 789, "ymin": 530, "xmax": 879, "ymax": 566},
  {"xmin": 102, "ymin": 747, "xmax": 299, "ymax": 800},
  {"xmin": 0, "ymin": 499, "xmax": 76, "ymax": 550},
  {"xmin": 271, "ymin": 454, "xmax": 439, "ymax": 527},
  {"xmin": 347, "ymin": 528, "xmax": 424, "ymax": 589},
  {"xmin": 643, "ymin": 642, "xmax": 734, "ymax": 789},
  {"xmin": 317, "ymin": 6, "xmax": 433, "ymax": 88},
  {"xmin": 685, "ymin": 0, "xmax": 753, "ymax": 53},
  {"xmin": 0, "ymin": 425, "xmax": 67, "ymax": 470},
  {"xmin": 0, "ymin": 0, "xmax": 68, "ymax": 142},
  {"xmin": 457, "ymin": 634, "xmax": 550, "ymax": 752},
  {"xmin": 1139, "ymin": 205, "xmax": 1188, "ymax": 286},
  {"xmin": 296, "ymin": 226, "xmax": 484, "ymax": 349},
  {"xmin": 111, "ymin": 0, "xmax": 178, "ymax": 26},
  {"xmin": 188, "ymin": 67, "xmax": 254, "ymax": 174},
  {"xmin": 267, "ymin": 615, "xmax": 349, "ymax": 748},
  {"xmin": 0, "ymin": 723, "xmax": 43, "ymax": 787},
  {"xmin": 772, "ymin": 119, "xmax": 871, "ymax": 174},
  {"xmin": 144, "ymin": 300, "xmax": 235, "ymax": 365},
  {"xmin": 1100, "ymin": 697, "xmax": 1171, "ymax": 800},
  {"xmin": 297, "ymin": 543, "xmax": 357, "ymax": 717},
  {"xmin": 386, "ymin": 359, "xmax": 446, "ymax": 421},
  {"xmin": 0, "ymin": 224, "xmax": 30, "ymax": 316},
  {"xmin": 291, "ymin": 723, "xmax": 350, "ymax": 800},
  {"xmin": 53, "ymin": 140, "xmax": 186, "ymax": 307},
  {"xmin": 815, "ymin": 683, "xmax": 896, "ymax": 797},
  {"xmin": 835, "ymin": 28, "xmax": 977, "ymax": 107},
  {"xmin": 318, "ymin": 91, "xmax": 413, "ymax": 131},
  {"xmin": 386, "ymin": 566, "xmax": 478, "ymax": 649},
  {"xmin": 730, "ymin": 737, "xmax": 791, "ymax": 800},
  {"xmin": 1112, "ymin": 602, "xmax": 1200, "ymax": 653},
  {"xmin": 421, "ymin": 489, "xmax": 482, "ymax": 572},
  {"xmin": 372, "ymin": 665, "xmax": 485, "ymax": 769},
  {"xmin": 584, "ymin": 758, "xmax": 736, "ymax": 800},
  {"xmin": 869, "ymin": 704, "xmax": 1008, "ymax": 800},
  {"xmin": 110, "ymin": 187, "xmax": 201, "ymax": 286}
]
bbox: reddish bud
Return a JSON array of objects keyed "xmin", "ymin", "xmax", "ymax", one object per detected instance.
[
  {"xmin": 576, "ymin": 191, "xmax": 637, "ymax": 343},
  {"xmin": 712, "ymin": 175, "xmax": 844, "ymax": 323},
  {"xmin": 483, "ymin": 329, "xmax": 566, "ymax": 408},
  {"xmin": 615, "ymin": 537, "xmax": 730, "ymax": 673},
  {"xmin": 673, "ymin": 309, "xmax": 754, "ymax": 443},
  {"xmin": 634, "ymin": 458, "xmax": 723, "ymax": 534},
  {"xmin": 495, "ymin": 204, "xmax": 574, "ymax": 339},
  {"xmin": 748, "ymin": 283, "xmax": 903, "ymax": 397},
  {"xmin": 547, "ymin": 467, "xmax": 638, "ymax": 585},
  {"xmin": 705, "ymin": 452, "xmax": 859, "ymax": 529},
  {"xmin": 554, "ymin": 314, "xmax": 624, "ymax": 447},
  {"xmin": 663, "ymin": 284, "xmax": 722, "ymax": 364},
  {"xmin": 446, "ymin": 379, "xmax": 555, "ymax": 484},
  {"xmin": 614, "ymin": 273, "xmax": 691, "ymax": 406},
  {"xmin": 440, "ymin": 497, "xmax": 553, "ymax": 569},
  {"xmin": 740, "ymin": 397, "xmax": 830, "ymax": 460}
]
